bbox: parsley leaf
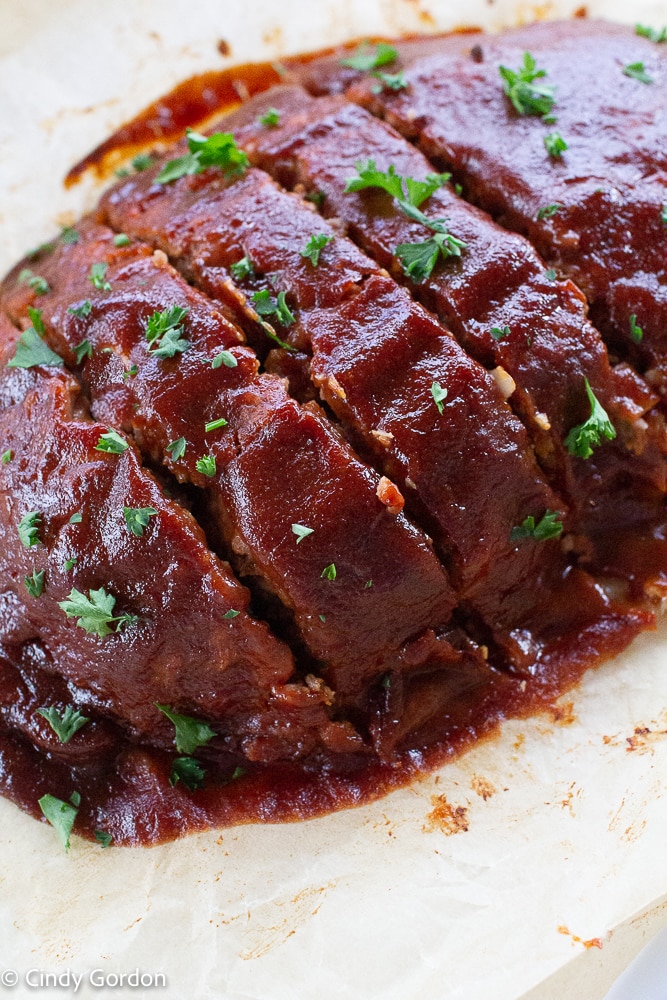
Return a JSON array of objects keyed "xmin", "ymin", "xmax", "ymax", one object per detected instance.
[
  {"xmin": 37, "ymin": 705, "xmax": 89, "ymax": 743},
  {"xmin": 545, "ymin": 268, "xmax": 557, "ymax": 281},
  {"xmin": 196, "ymin": 454, "xmax": 217, "ymax": 477},
  {"xmin": 1, "ymin": 450, "xmax": 12, "ymax": 464},
  {"xmin": 123, "ymin": 506, "xmax": 158, "ymax": 537},
  {"xmin": 544, "ymin": 131, "xmax": 568, "ymax": 157},
  {"xmin": 132, "ymin": 152, "xmax": 154, "ymax": 171},
  {"xmin": 94, "ymin": 829, "xmax": 113, "ymax": 848},
  {"xmin": 537, "ymin": 203, "xmax": 563, "ymax": 220},
  {"xmin": 156, "ymin": 704, "xmax": 216, "ymax": 754},
  {"xmin": 89, "ymin": 262, "xmax": 112, "ymax": 291},
  {"xmin": 564, "ymin": 379, "xmax": 616, "ymax": 459},
  {"xmin": 156, "ymin": 129, "xmax": 249, "ymax": 184},
  {"xmin": 321, "ymin": 563, "xmax": 337, "ymax": 581},
  {"xmin": 252, "ymin": 289, "xmax": 296, "ymax": 326},
  {"xmin": 144, "ymin": 305, "xmax": 190, "ymax": 358},
  {"xmin": 430, "ymin": 381, "xmax": 448, "ymax": 414},
  {"xmin": 59, "ymin": 587, "xmax": 137, "ymax": 637},
  {"xmin": 490, "ymin": 325, "xmax": 511, "ymax": 341},
  {"xmin": 18, "ymin": 268, "xmax": 50, "ymax": 295},
  {"xmin": 623, "ymin": 61, "xmax": 653, "ymax": 83},
  {"xmin": 259, "ymin": 107, "xmax": 280, "ymax": 127},
  {"xmin": 170, "ymin": 756, "xmax": 206, "ymax": 791},
  {"xmin": 64, "ymin": 558, "xmax": 77, "ymax": 571},
  {"xmin": 68, "ymin": 300, "xmax": 93, "ymax": 319},
  {"xmin": 371, "ymin": 70, "xmax": 408, "ymax": 93},
  {"xmin": 24, "ymin": 568, "xmax": 45, "ymax": 598},
  {"xmin": 499, "ymin": 52, "xmax": 556, "ymax": 117},
  {"xmin": 7, "ymin": 327, "xmax": 64, "ymax": 369},
  {"xmin": 340, "ymin": 42, "xmax": 397, "ymax": 72},
  {"xmin": 113, "ymin": 233, "xmax": 131, "ymax": 247},
  {"xmin": 229, "ymin": 255, "xmax": 254, "ymax": 281},
  {"xmin": 74, "ymin": 339, "xmax": 93, "ymax": 364},
  {"xmin": 292, "ymin": 523, "xmax": 314, "ymax": 543},
  {"xmin": 223, "ymin": 609, "xmax": 240, "ymax": 619},
  {"xmin": 38, "ymin": 792, "xmax": 80, "ymax": 851},
  {"xmin": 636, "ymin": 23, "xmax": 667, "ymax": 43},
  {"xmin": 395, "ymin": 232, "xmax": 464, "ymax": 281},
  {"xmin": 167, "ymin": 437, "xmax": 187, "ymax": 461},
  {"xmin": 629, "ymin": 314, "xmax": 644, "ymax": 344},
  {"xmin": 662, "ymin": 203, "xmax": 667, "ymax": 225},
  {"xmin": 300, "ymin": 233, "xmax": 333, "ymax": 267},
  {"xmin": 69, "ymin": 512, "xmax": 82, "ymax": 524},
  {"xmin": 510, "ymin": 510, "xmax": 564, "ymax": 542},
  {"xmin": 95, "ymin": 430, "xmax": 129, "ymax": 454},
  {"xmin": 60, "ymin": 226, "xmax": 80, "ymax": 245},
  {"xmin": 205, "ymin": 417, "xmax": 228, "ymax": 433},
  {"xmin": 211, "ymin": 350, "xmax": 238, "ymax": 368},
  {"xmin": 18, "ymin": 511, "xmax": 42, "ymax": 548}
]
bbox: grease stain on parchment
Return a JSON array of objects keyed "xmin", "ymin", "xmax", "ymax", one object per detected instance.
[
  {"xmin": 423, "ymin": 795, "xmax": 470, "ymax": 834},
  {"xmin": 470, "ymin": 774, "xmax": 496, "ymax": 800},
  {"xmin": 557, "ymin": 924, "xmax": 604, "ymax": 950}
]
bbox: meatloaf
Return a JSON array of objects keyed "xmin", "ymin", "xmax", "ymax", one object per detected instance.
[{"xmin": 0, "ymin": 17, "xmax": 664, "ymax": 846}]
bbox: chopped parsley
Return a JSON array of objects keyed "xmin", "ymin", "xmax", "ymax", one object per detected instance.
[
  {"xmin": 155, "ymin": 704, "xmax": 216, "ymax": 755},
  {"xmin": 64, "ymin": 558, "xmax": 77, "ymax": 571},
  {"xmin": 490, "ymin": 325, "xmax": 511, "ymax": 341},
  {"xmin": 499, "ymin": 52, "xmax": 555, "ymax": 117},
  {"xmin": 18, "ymin": 268, "xmax": 50, "ymax": 295},
  {"xmin": 662, "ymin": 203, "xmax": 667, "ymax": 224},
  {"xmin": 69, "ymin": 512, "xmax": 83, "ymax": 524},
  {"xmin": 123, "ymin": 364, "xmax": 138, "ymax": 381},
  {"xmin": 537, "ymin": 203, "xmax": 562, "ymax": 220},
  {"xmin": 94, "ymin": 829, "xmax": 113, "ymax": 848},
  {"xmin": 305, "ymin": 190, "xmax": 326, "ymax": 208},
  {"xmin": 60, "ymin": 226, "xmax": 79, "ymax": 245},
  {"xmin": 59, "ymin": 587, "xmax": 137, "ymax": 637},
  {"xmin": 292, "ymin": 523, "xmax": 314, "ymax": 543},
  {"xmin": 38, "ymin": 791, "xmax": 80, "ymax": 851},
  {"xmin": 252, "ymin": 288, "xmax": 296, "ymax": 326},
  {"xmin": 430, "ymin": 381, "xmax": 448, "ymax": 414},
  {"xmin": 68, "ymin": 300, "xmax": 93, "ymax": 319},
  {"xmin": 545, "ymin": 268, "xmax": 557, "ymax": 281},
  {"xmin": 113, "ymin": 233, "xmax": 131, "ymax": 247},
  {"xmin": 144, "ymin": 305, "xmax": 191, "ymax": 358},
  {"xmin": 24, "ymin": 568, "xmax": 45, "ymax": 598},
  {"xmin": 623, "ymin": 61, "xmax": 653, "ymax": 83},
  {"xmin": 229, "ymin": 254, "xmax": 254, "ymax": 281},
  {"xmin": 321, "ymin": 563, "xmax": 337, "ymax": 581},
  {"xmin": 18, "ymin": 511, "xmax": 42, "ymax": 548},
  {"xmin": 636, "ymin": 23, "xmax": 667, "ymax": 43},
  {"xmin": 170, "ymin": 756, "xmax": 206, "ymax": 791},
  {"xmin": 37, "ymin": 705, "xmax": 89, "ymax": 743},
  {"xmin": 132, "ymin": 152, "xmax": 155, "ymax": 171},
  {"xmin": 211, "ymin": 350, "xmax": 238, "ymax": 368},
  {"xmin": 156, "ymin": 129, "xmax": 249, "ymax": 184},
  {"xmin": 259, "ymin": 107, "xmax": 281, "ymax": 127},
  {"xmin": 205, "ymin": 416, "xmax": 228, "ymax": 433},
  {"xmin": 340, "ymin": 42, "xmax": 397, "ymax": 72},
  {"xmin": 95, "ymin": 430, "xmax": 129, "ymax": 454},
  {"xmin": 167, "ymin": 437, "xmax": 187, "ymax": 461},
  {"xmin": 74, "ymin": 339, "xmax": 93, "ymax": 364},
  {"xmin": 1, "ymin": 450, "xmax": 12, "ymax": 464},
  {"xmin": 7, "ymin": 315, "xmax": 64, "ymax": 369},
  {"xmin": 510, "ymin": 510, "xmax": 564, "ymax": 542},
  {"xmin": 196, "ymin": 454, "xmax": 217, "ymax": 477},
  {"xmin": 89, "ymin": 262, "xmax": 112, "ymax": 291},
  {"xmin": 564, "ymin": 378, "xmax": 616, "ymax": 459},
  {"xmin": 371, "ymin": 70, "xmax": 408, "ymax": 93},
  {"xmin": 629, "ymin": 314, "xmax": 644, "ymax": 344},
  {"xmin": 396, "ymin": 234, "xmax": 465, "ymax": 281},
  {"xmin": 223, "ymin": 609, "xmax": 240, "ymax": 620},
  {"xmin": 123, "ymin": 506, "xmax": 158, "ymax": 537},
  {"xmin": 544, "ymin": 131, "xmax": 567, "ymax": 157},
  {"xmin": 300, "ymin": 233, "xmax": 333, "ymax": 267}
]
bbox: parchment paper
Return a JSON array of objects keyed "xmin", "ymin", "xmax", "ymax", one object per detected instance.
[{"xmin": 1, "ymin": 2, "xmax": 666, "ymax": 998}]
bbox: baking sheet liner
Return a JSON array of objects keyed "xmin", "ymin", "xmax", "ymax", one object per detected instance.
[{"xmin": 0, "ymin": 2, "xmax": 665, "ymax": 997}]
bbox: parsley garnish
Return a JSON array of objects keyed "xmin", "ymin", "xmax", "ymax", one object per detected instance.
[
  {"xmin": 155, "ymin": 704, "xmax": 216, "ymax": 754},
  {"xmin": 18, "ymin": 268, "xmax": 50, "ymax": 295},
  {"xmin": 292, "ymin": 523, "xmax": 314, "ymax": 543},
  {"xmin": 430, "ymin": 381, "xmax": 449, "ymax": 413},
  {"xmin": 211, "ymin": 350, "xmax": 238, "ymax": 368},
  {"xmin": 95, "ymin": 430, "xmax": 129, "ymax": 454},
  {"xmin": 170, "ymin": 757, "xmax": 206, "ymax": 791},
  {"xmin": 123, "ymin": 364, "xmax": 138, "ymax": 381},
  {"xmin": 1, "ymin": 450, "xmax": 12, "ymax": 464},
  {"xmin": 229, "ymin": 255, "xmax": 254, "ymax": 281},
  {"xmin": 60, "ymin": 227, "xmax": 79, "ymax": 245},
  {"xmin": 537, "ymin": 203, "xmax": 562, "ymax": 220},
  {"xmin": 623, "ymin": 61, "xmax": 653, "ymax": 83},
  {"xmin": 24, "ymin": 568, "xmax": 45, "ymax": 598},
  {"xmin": 94, "ymin": 829, "xmax": 113, "ymax": 848},
  {"xmin": 371, "ymin": 71, "xmax": 408, "ymax": 93},
  {"xmin": 510, "ymin": 510, "xmax": 563, "ymax": 542},
  {"xmin": 340, "ymin": 42, "xmax": 397, "ymax": 72},
  {"xmin": 7, "ymin": 316, "xmax": 64, "ymax": 369},
  {"xmin": 196, "ymin": 454, "xmax": 217, "ymax": 477},
  {"xmin": 305, "ymin": 191, "xmax": 326, "ymax": 208},
  {"xmin": 132, "ymin": 152, "xmax": 154, "ymax": 171},
  {"xmin": 545, "ymin": 268, "xmax": 557, "ymax": 281},
  {"xmin": 364, "ymin": 579, "xmax": 373, "ymax": 588},
  {"xmin": 499, "ymin": 52, "xmax": 555, "ymax": 116},
  {"xmin": 629, "ymin": 314, "xmax": 644, "ymax": 344},
  {"xmin": 205, "ymin": 417, "xmax": 228, "ymax": 433},
  {"xmin": 396, "ymin": 234, "xmax": 465, "ymax": 281},
  {"xmin": 89, "ymin": 262, "xmax": 111, "ymax": 291},
  {"xmin": 59, "ymin": 587, "xmax": 137, "ymax": 637},
  {"xmin": 156, "ymin": 129, "xmax": 249, "ymax": 184},
  {"xmin": 74, "ymin": 339, "xmax": 93, "ymax": 364},
  {"xmin": 564, "ymin": 378, "xmax": 616, "ymax": 458},
  {"xmin": 18, "ymin": 511, "xmax": 42, "ymax": 548},
  {"xmin": 123, "ymin": 506, "xmax": 158, "ymax": 537},
  {"xmin": 490, "ymin": 325, "xmax": 511, "ymax": 341},
  {"xmin": 68, "ymin": 300, "xmax": 92, "ymax": 319},
  {"xmin": 662, "ymin": 204, "xmax": 667, "ymax": 224},
  {"xmin": 223, "ymin": 609, "xmax": 240, "ymax": 620},
  {"xmin": 321, "ymin": 563, "xmax": 337, "ymax": 581},
  {"xmin": 167, "ymin": 437, "xmax": 187, "ymax": 461},
  {"xmin": 69, "ymin": 512, "xmax": 82, "ymax": 524},
  {"xmin": 636, "ymin": 23, "xmax": 667, "ymax": 43},
  {"xmin": 259, "ymin": 107, "xmax": 281, "ymax": 127},
  {"xmin": 252, "ymin": 289, "xmax": 295, "ymax": 326},
  {"xmin": 64, "ymin": 558, "xmax": 77, "ymax": 571},
  {"xmin": 144, "ymin": 305, "xmax": 190, "ymax": 358},
  {"xmin": 544, "ymin": 132, "xmax": 567, "ymax": 157},
  {"xmin": 113, "ymin": 233, "xmax": 131, "ymax": 247},
  {"xmin": 38, "ymin": 792, "xmax": 80, "ymax": 851},
  {"xmin": 301, "ymin": 233, "xmax": 333, "ymax": 266},
  {"xmin": 37, "ymin": 705, "xmax": 89, "ymax": 743}
]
